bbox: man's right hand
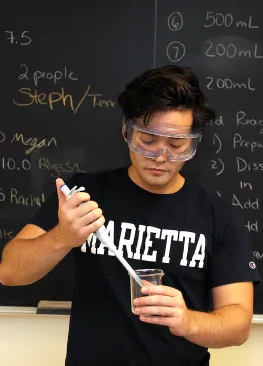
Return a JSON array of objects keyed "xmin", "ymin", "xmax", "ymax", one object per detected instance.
[{"xmin": 54, "ymin": 178, "xmax": 105, "ymax": 248}]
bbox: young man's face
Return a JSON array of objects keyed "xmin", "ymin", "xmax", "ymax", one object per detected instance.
[{"xmin": 125, "ymin": 110, "xmax": 194, "ymax": 193}]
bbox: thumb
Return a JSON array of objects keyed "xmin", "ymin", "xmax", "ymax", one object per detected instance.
[{"xmin": 56, "ymin": 178, "xmax": 67, "ymax": 209}]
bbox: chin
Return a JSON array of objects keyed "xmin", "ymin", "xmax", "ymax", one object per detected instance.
[{"xmin": 142, "ymin": 173, "xmax": 171, "ymax": 187}]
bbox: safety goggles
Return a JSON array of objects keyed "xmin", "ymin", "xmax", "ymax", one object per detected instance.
[{"xmin": 124, "ymin": 119, "xmax": 202, "ymax": 162}]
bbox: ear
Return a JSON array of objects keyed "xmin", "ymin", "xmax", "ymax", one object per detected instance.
[{"xmin": 122, "ymin": 120, "xmax": 127, "ymax": 142}]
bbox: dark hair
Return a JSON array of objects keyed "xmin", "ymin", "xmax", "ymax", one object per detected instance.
[{"xmin": 118, "ymin": 65, "xmax": 215, "ymax": 129}]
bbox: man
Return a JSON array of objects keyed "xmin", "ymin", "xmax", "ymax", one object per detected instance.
[{"xmin": 0, "ymin": 65, "xmax": 260, "ymax": 366}]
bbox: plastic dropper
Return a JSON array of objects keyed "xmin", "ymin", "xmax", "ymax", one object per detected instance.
[{"xmin": 60, "ymin": 184, "xmax": 143, "ymax": 288}]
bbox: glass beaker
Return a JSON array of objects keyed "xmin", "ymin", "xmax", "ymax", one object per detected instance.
[{"xmin": 129, "ymin": 268, "xmax": 164, "ymax": 314}]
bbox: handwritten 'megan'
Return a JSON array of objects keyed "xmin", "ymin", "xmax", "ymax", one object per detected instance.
[{"xmin": 11, "ymin": 133, "xmax": 57, "ymax": 154}]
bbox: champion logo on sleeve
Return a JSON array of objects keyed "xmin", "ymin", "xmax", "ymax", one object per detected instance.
[{"xmin": 249, "ymin": 262, "xmax": 256, "ymax": 269}]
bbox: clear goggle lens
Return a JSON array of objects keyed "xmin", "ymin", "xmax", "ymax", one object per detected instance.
[{"xmin": 126, "ymin": 122, "xmax": 202, "ymax": 162}]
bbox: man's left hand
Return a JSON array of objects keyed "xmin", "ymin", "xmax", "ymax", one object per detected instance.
[{"xmin": 133, "ymin": 285, "xmax": 192, "ymax": 337}]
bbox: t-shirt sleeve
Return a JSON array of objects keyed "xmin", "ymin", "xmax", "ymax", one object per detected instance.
[
  {"xmin": 209, "ymin": 207, "xmax": 261, "ymax": 288},
  {"xmin": 29, "ymin": 175, "xmax": 76, "ymax": 232}
]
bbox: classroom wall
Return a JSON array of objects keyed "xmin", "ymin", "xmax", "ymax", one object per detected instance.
[{"xmin": 0, "ymin": 313, "xmax": 262, "ymax": 366}]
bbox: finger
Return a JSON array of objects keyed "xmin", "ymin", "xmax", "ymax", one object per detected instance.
[
  {"xmin": 135, "ymin": 306, "xmax": 175, "ymax": 317},
  {"xmin": 78, "ymin": 208, "xmax": 103, "ymax": 226},
  {"xmin": 56, "ymin": 178, "xmax": 67, "ymax": 209},
  {"xmin": 75, "ymin": 201, "xmax": 99, "ymax": 218},
  {"xmin": 134, "ymin": 294, "xmax": 184, "ymax": 308},
  {"xmin": 66, "ymin": 192, "xmax": 91, "ymax": 208},
  {"xmin": 141, "ymin": 285, "xmax": 182, "ymax": 297},
  {"xmin": 80, "ymin": 216, "xmax": 106, "ymax": 237},
  {"xmin": 139, "ymin": 315, "xmax": 174, "ymax": 327},
  {"xmin": 141, "ymin": 279, "xmax": 152, "ymax": 287}
]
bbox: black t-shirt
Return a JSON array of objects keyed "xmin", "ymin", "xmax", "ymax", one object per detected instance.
[{"xmin": 30, "ymin": 167, "xmax": 260, "ymax": 366}]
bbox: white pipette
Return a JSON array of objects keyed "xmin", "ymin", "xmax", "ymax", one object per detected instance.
[{"xmin": 60, "ymin": 183, "xmax": 143, "ymax": 288}]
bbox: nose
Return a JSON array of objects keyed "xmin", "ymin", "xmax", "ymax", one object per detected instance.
[{"xmin": 153, "ymin": 148, "xmax": 169, "ymax": 163}]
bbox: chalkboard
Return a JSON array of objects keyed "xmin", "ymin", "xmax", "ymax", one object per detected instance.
[{"xmin": 1, "ymin": 1, "xmax": 263, "ymax": 313}]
